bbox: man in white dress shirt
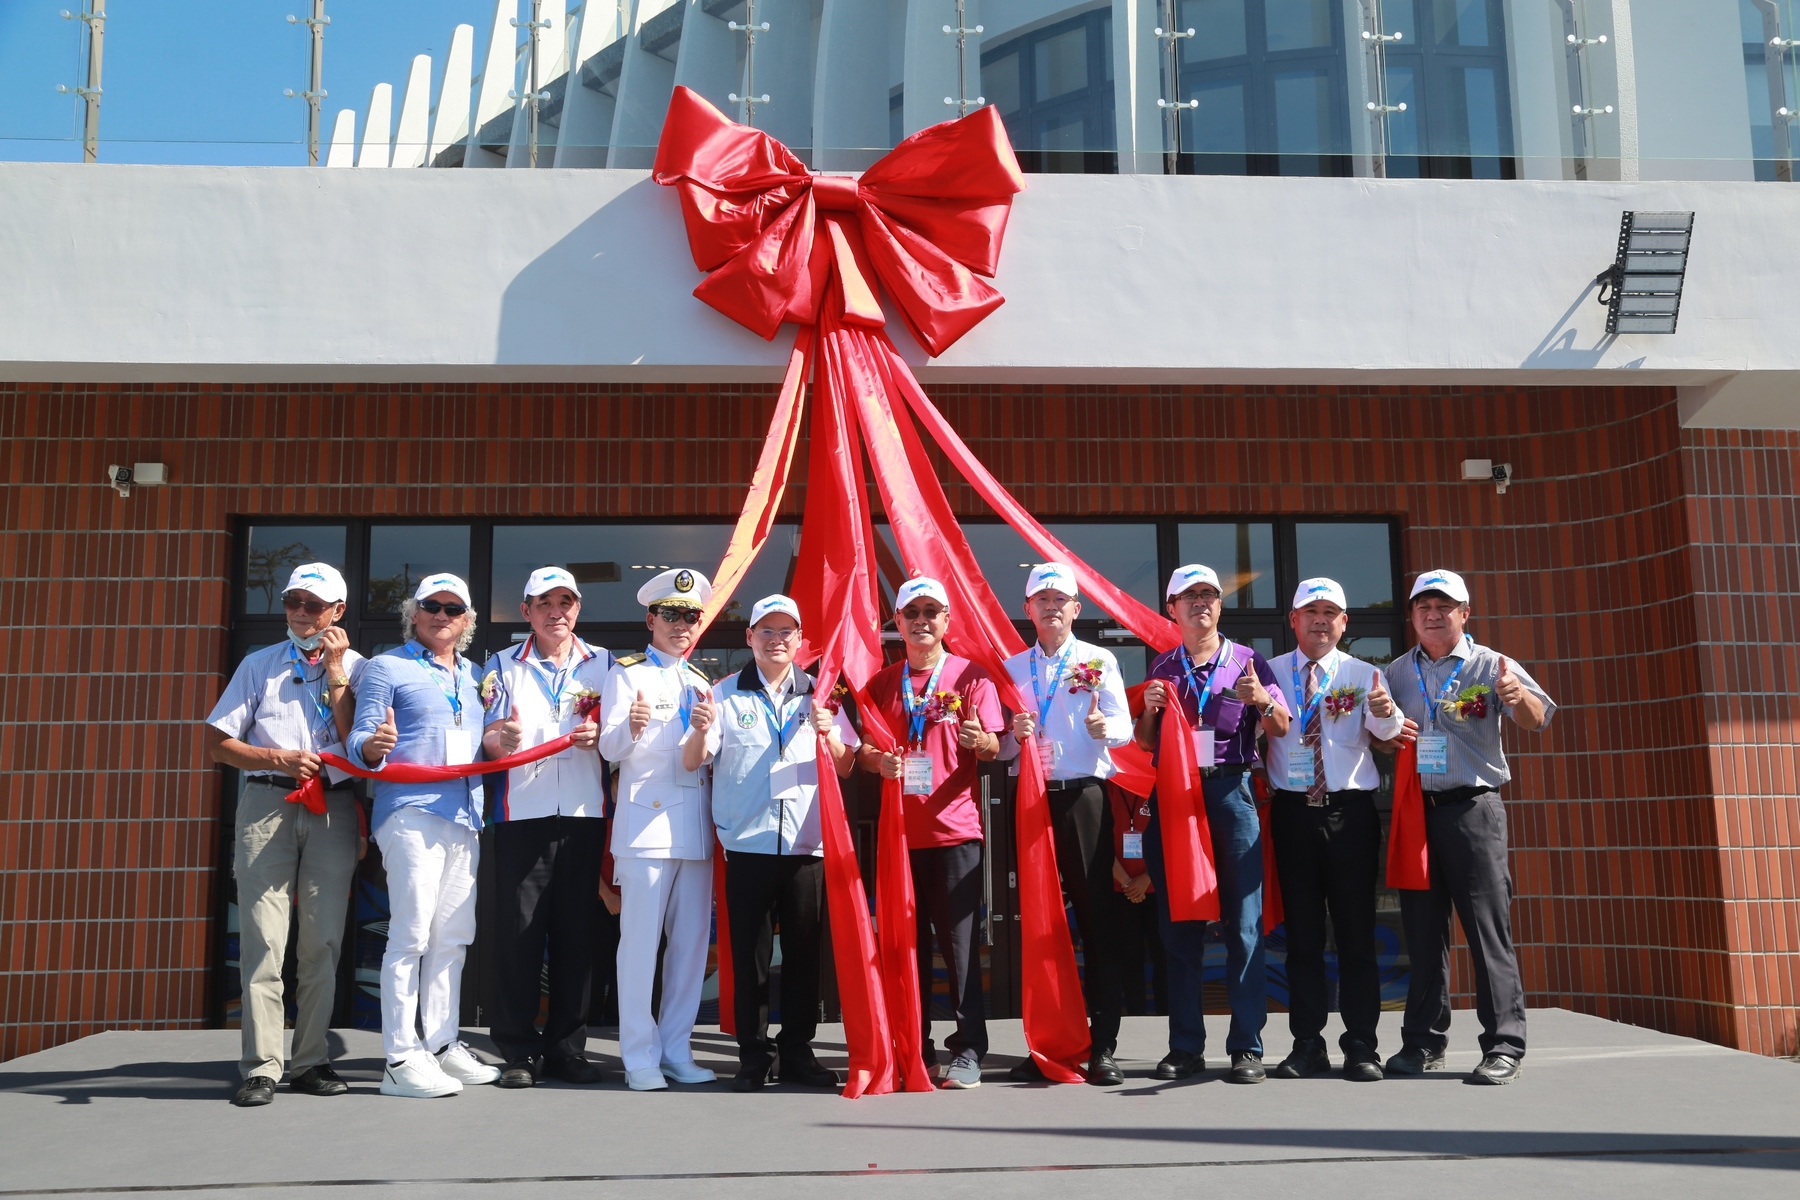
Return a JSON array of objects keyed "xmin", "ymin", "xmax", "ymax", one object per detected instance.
[
  {"xmin": 997, "ymin": 563, "xmax": 1135, "ymax": 1086},
  {"xmin": 1264, "ymin": 577, "xmax": 1404, "ymax": 1082},
  {"xmin": 597, "ymin": 567, "xmax": 719, "ymax": 1091},
  {"xmin": 480, "ymin": 566, "xmax": 612, "ymax": 1089}
]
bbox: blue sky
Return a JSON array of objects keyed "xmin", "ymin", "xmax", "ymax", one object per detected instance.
[{"xmin": 0, "ymin": 1, "xmax": 506, "ymax": 164}]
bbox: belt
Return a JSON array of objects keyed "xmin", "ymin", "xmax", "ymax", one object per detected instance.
[
  {"xmin": 1043, "ymin": 775, "xmax": 1101, "ymax": 793},
  {"xmin": 1422, "ymin": 785, "xmax": 1496, "ymax": 808},
  {"xmin": 1199, "ymin": 763, "xmax": 1252, "ymax": 780},
  {"xmin": 1274, "ymin": 787, "xmax": 1379, "ymax": 809},
  {"xmin": 246, "ymin": 774, "xmax": 352, "ymax": 792}
]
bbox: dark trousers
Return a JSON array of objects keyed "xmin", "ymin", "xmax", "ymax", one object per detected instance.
[
  {"xmin": 1114, "ymin": 891, "xmax": 1167, "ymax": 1014},
  {"xmin": 489, "ymin": 814, "xmax": 606, "ymax": 1066},
  {"xmin": 1398, "ymin": 790, "xmax": 1527, "ymax": 1059},
  {"xmin": 1145, "ymin": 770, "xmax": 1266, "ymax": 1056},
  {"xmin": 1044, "ymin": 781, "xmax": 1122, "ymax": 1054},
  {"xmin": 724, "ymin": 850, "xmax": 825, "ymax": 1074},
  {"xmin": 910, "ymin": 839, "xmax": 988, "ymax": 1063},
  {"xmin": 1271, "ymin": 789, "xmax": 1382, "ymax": 1053}
]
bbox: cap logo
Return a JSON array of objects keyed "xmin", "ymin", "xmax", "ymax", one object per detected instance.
[
  {"xmin": 674, "ymin": 570, "xmax": 694, "ymax": 593},
  {"xmin": 1309, "ymin": 584, "xmax": 1330, "ymax": 594},
  {"xmin": 1423, "ymin": 576, "xmax": 1446, "ymax": 586}
]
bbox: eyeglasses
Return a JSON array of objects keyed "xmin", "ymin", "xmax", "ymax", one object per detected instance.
[
  {"xmin": 753, "ymin": 626, "xmax": 800, "ymax": 640},
  {"xmin": 899, "ymin": 605, "xmax": 947, "ymax": 622},
  {"xmin": 654, "ymin": 607, "xmax": 702, "ymax": 625},
  {"xmin": 282, "ymin": 594, "xmax": 331, "ymax": 616},
  {"xmin": 418, "ymin": 599, "xmax": 469, "ymax": 617},
  {"xmin": 1170, "ymin": 590, "xmax": 1222, "ymax": 606}
]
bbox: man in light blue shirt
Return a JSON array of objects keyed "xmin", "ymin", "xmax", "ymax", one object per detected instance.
[{"xmin": 348, "ymin": 573, "xmax": 500, "ymax": 1099}]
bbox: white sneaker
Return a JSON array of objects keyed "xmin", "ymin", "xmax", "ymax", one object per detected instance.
[
  {"xmin": 381, "ymin": 1053, "xmax": 463, "ymax": 1099},
  {"xmin": 436, "ymin": 1042, "xmax": 502, "ymax": 1085},
  {"xmin": 660, "ymin": 1059, "xmax": 716, "ymax": 1085},
  {"xmin": 625, "ymin": 1067, "xmax": 669, "ymax": 1091}
]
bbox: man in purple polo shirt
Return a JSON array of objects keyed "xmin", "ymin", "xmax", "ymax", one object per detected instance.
[{"xmin": 1134, "ymin": 563, "xmax": 1290, "ymax": 1085}]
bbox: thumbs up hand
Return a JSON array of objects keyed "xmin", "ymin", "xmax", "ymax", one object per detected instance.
[
  {"xmin": 1494, "ymin": 658, "xmax": 1527, "ymax": 708},
  {"xmin": 1011, "ymin": 710, "xmax": 1037, "ymax": 740},
  {"xmin": 495, "ymin": 703, "xmax": 525, "ymax": 755},
  {"xmin": 628, "ymin": 689, "xmax": 652, "ymax": 740},
  {"xmin": 1083, "ymin": 689, "xmax": 1108, "ymax": 741},
  {"xmin": 363, "ymin": 705, "xmax": 398, "ymax": 766},
  {"xmin": 1366, "ymin": 671, "xmax": 1393, "ymax": 719},
  {"xmin": 688, "ymin": 693, "xmax": 717, "ymax": 735}
]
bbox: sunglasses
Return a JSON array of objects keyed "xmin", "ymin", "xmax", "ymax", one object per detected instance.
[
  {"xmin": 899, "ymin": 605, "xmax": 946, "ymax": 622},
  {"xmin": 654, "ymin": 607, "xmax": 702, "ymax": 625},
  {"xmin": 418, "ymin": 599, "xmax": 469, "ymax": 617},
  {"xmin": 282, "ymin": 594, "xmax": 332, "ymax": 616}
]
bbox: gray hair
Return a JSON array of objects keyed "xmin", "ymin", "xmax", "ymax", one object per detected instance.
[{"xmin": 400, "ymin": 598, "xmax": 477, "ymax": 654}]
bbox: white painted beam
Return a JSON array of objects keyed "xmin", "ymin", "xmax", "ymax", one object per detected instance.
[
  {"xmin": 608, "ymin": 0, "xmax": 683, "ymax": 168},
  {"xmin": 357, "ymin": 83, "xmax": 393, "ymax": 167},
  {"xmin": 555, "ymin": 1, "xmax": 625, "ymax": 167},
  {"xmin": 467, "ymin": 0, "xmax": 518, "ymax": 167},
  {"xmin": 325, "ymin": 109, "xmax": 358, "ymax": 167},
  {"xmin": 393, "ymin": 55, "xmax": 433, "ymax": 168},
  {"xmin": 430, "ymin": 24, "xmax": 477, "ymax": 163}
]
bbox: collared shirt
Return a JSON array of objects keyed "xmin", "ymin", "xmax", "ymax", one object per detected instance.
[
  {"xmin": 1264, "ymin": 648, "xmax": 1405, "ymax": 792},
  {"xmin": 1390, "ymin": 637, "xmax": 1556, "ymax": 791},
  {"xmin": 346, "ymin": 639, "xmax": 484, "ymax": 833},
  {"xmin": 597, "ymin": 648, "xmax": 715, "ymax": 860},
  {"xmin": 704, "ymin": 663, "xmax": 861, "ymax": 856},
  {"xmin": 1145, "ymin": 640, "xmax": 1287, "ymax": 766},
  {"xmin": 997, "ymin": 637, "xmax": 1133, "ymax": 781},
  {"xmin": 207, "ymin": 641, "xmax": 366, "ymax": 786},
  {"xmin": 864, "ymin": 654, "xmax": 1003, "ymax": 848},
  {"xmin": 480, "ymin": 634, "xmax": 614, "ymax": 822}
]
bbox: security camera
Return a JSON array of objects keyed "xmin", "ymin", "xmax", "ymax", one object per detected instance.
[
  {"xmin": 1492, "ymin": 462, "xmax": 1513, "ymax": 495},
  {"xmin": 107, "ymin": 464, "xmax": 133, "ymax": 496}
]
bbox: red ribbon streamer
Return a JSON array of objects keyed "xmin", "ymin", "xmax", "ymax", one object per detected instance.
[
  {"xmin": 1254, "ymin": 774, "xmax": 1283, "ymax": 935},
  {"xmin": 1154, "ymin": 702, "xmax": 1222, "ymax": 923},
  {"xmin": 281, "ymin": 728, "xmax": 586, "ymax": 812},
  {"xmin": 1385, "ymin": 741, "xmax": 1429, "ymax": 890}
]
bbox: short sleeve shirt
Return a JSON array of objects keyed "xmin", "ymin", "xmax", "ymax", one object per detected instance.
[
  {"xmin": 207, "ymin": 641, "xmax": 366, "ymax": 785},
  {"xmin": 1144, "ymin": 640, "xmax": 1287, "ymax": 766},
  {"xmin": 865, "ymin": 655, "xmax": 1003, "ymax": 849}
]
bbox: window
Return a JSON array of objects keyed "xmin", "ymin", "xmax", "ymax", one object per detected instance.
[
  {"xmin": 366, "ymin": 525, "xmax": 470, "ymax": 615},
  {"xmin": 1380, "ymin": 0, "xmax": 1517, "ymax": 179},
  {"xmin": 243, "ymin": 524, "xmax": 346, "ymax": 615},
  {"xmin": 982, "ymin": 8, "xmax": 1117, "ymax": 174},
  {"xmin": 1176, "ymin": 0, "xmax": 1352, "ymax": 176}
]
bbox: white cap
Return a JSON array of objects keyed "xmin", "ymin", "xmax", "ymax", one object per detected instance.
[
  {"xmin": 524, "ymin": 566, "xmax": 582, "ymax": 600},
  {"xmin": 749, "ymin": 594, "xmax": 802, "ymax": 627},
  {"xmin": 1165, "ymin": 563, "xmax": 1222, "ymax": 598},
  {"xmin": 414, "ymin": 572, "xmax": 473, "ymax": 607},
  {"xmin": 283, "ymin": 562, "xmax": 347, "ymax": 605},
  {"xmin": 636, "ymin": 567, "xmax": 713, "ymax": 609},
  {"xmin": 894, "ymin": 577, "xmax": 950, "ymax": 611},
  {"xmin": 1409, "ymin": 569, "xmax": 1470, "ymax": 605},
  {"xmin": 1025, "ymin": 562, "xmax": 1078, "ymax": 600},
  {"xmin": 1291, "ymin": 577, "xmax": 1348, "ymax": 611}
]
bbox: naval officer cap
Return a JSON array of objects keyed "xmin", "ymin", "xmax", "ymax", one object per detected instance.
[
  {"xmin": 1408, "ymin": 569, "xmax": 1470, "ymax": 605},
  {"xmin": 1291, "ymin": 577, "xmax": 1348, "ymax": 612},
  {"xmin": 1025, "ymin": 562, "xmax": 1078, "ymax": 600},
  {"xmin": 637, "ymin": 567, "xmax": 713, "ymax": 609},
  {"xmin": 414, "ymin": 572, "xmax": 473, "ymax": 607},
  {"xmin": 748, "ymin": 594, "xmax": 802, "ymax": 627},
  {"xmin": 283, "ymin": 562, "xmax": 347, "ymax": 605},
  {"xmin": 524, "ymin": 566, "xmax": 582, "ymax": 600},
  {"xmin": 1165, "ymin": 563, "xmax": 1222, "ymax": 598}
]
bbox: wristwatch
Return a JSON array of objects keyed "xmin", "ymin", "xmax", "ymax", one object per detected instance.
[{"xmin": 328, "ymin": 675, "xmax": 351, "ymax": 688}]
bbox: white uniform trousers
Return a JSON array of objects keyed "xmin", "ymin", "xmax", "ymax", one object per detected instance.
[
  {"xmin": 375, "ymin": 808, "xmax": 479, "ymax": 1062},
  {"xmin": 615, "ymin": 856, "xmax": 713, "ymax": 1073}
]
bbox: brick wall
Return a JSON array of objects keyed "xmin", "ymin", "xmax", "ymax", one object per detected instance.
[{"xmin": 1, "ymin": 380, "xmax": 1791, "ymax": 1060}]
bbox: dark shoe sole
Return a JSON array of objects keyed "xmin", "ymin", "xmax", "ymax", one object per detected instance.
[
  {"xmin": 1228, "ymin": 1070, "xmax": 1266, "ymax": 1084},
  {"xmin": 1271, "ymin": 1058, "xmax": 1329, "ymax": 1080},
  {"xmin": 1467, "ymin": 1067, "xmax": 1522, "ymax": 1086},
  {"xmin": 1384, "ymin": 1055, "xmax": 1447, "ymax": 1076},
  {"xmin": 1153, "ymin": 1059, "xmax": 1201, "ymax": 1080},
  {"xmin": 1343, "ymin": 1064, "xmax": 1385, "ymax": 1082}
]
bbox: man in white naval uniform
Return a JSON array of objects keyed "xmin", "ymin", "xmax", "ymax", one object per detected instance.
[
  {"xmin": 996, "ymin": 563, "xmax": 1134, "ymax": 1087},
  {"xmin": 597, "ymin": 567, "xmax": 719, "ymax": 1091}
]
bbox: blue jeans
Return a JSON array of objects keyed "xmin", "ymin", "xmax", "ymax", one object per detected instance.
[{"xmin": 1144, "ymin": 771, "xmax": 1266, "ymax": 1057}]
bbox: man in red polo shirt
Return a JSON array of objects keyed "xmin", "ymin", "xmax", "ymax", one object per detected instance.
[{"xmin": 857, "ymin": 577, "xmax": 1003, "ymax": 1089}]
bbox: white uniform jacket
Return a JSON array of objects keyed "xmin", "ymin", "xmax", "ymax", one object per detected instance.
[
  {"xmin": 479, "ymin": 635, "xmax": 614, "ymax": 822},
  {"xmin": 598, "ymin": 649, "xmax": 713, "ymax": 860}
]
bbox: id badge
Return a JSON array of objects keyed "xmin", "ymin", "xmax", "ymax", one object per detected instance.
[
  {"xmin": 1417, "ymin": 734, "xmax": 1449, "ymax": 775},
  {"xmin": 443, "ymin": 728, "xmax": 474, "ymax": 766},
  {"xmin": 1121, "ymin": 832, "xmax": 1144, "ymax": 861},
  {"xmin": 770, "ymin": 759, "xmax": 804, "ymax": 801},
  {"xmin": 1285, "ymin": 745, "xmax": 1316, "ymax": 791},
  {"xmin": 1191, "ymin": 729, "xmax": 1216, "ymax": 769},
  {"xmin": 903, "ymin": 753, "xmax": 934, "ymax": 795},
  {"xmin": 1035, "ymin": 738, "xmax": 1056, "ymax": 777}
]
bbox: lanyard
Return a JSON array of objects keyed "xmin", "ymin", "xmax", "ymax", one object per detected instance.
[
  {"xmin": 756, "ymin": 679, "xmax": 805, "ymax": 760},
  {"xmin": 286, "ymin": 644, "xmax": 335, "ymax": 744},
  {"xmin": 412, "ymin": 643, "xmax": 467, "ymax": 726},
  {"xmin": 1030, "ymin": 642, "xmax": 1074, "ymax": 726},
  {"xmin": 1413, "ymin": 636, "xmax": 1472, "ymax": 731},
  {"xmin": 523, "ymin": 637, "xmax": 579, "ymax": 714},
  {"xmin": 901, "ymin": 655, "xmax": 948, "ymax": 748},
  {"xmin": 646, "ymin": 646, "xmax": 696, "ymax": 729},
  {"xmin": 1178, "ymin": 638, "xmax": 1232, "ymax": 725},
  {"xmin": 1290, "ymin": 651, "xmax": 1339, "ymax": 731}
]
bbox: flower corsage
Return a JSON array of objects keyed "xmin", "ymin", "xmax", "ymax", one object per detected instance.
[
  {"xmin": 478, "ymin": 670, "xmax": 500, "ymax": 712},
  {"xmin": 571, "ymin": 686, "xmax": 602, "ymax": 723},
  {"xmin": 1438, "ymin": 684, "xmax": 1493, "ymax": 722},
  {"xmin": 822, "ymin": 681, "xmax": 853, "ymax": 714},
  {"xmin": 1323, "ymin": 685, "xmax": 1365, "ymax": 719},
  {"xmin": 1066, "ymin": 659, "xmax": 1106, "ymax": 694},
  {"xmin": 922, "ymin": 690, "xmax": 966, "ymax": 723}
]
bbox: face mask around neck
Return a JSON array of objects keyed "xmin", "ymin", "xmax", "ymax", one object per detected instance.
[{"xmin": 288, "ymin": 629, "xmax": 325, "ymax": 653}]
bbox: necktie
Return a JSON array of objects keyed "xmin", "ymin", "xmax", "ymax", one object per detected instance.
[{"xmin": 1305, "ymin": 660, "xmax": 1327, "ymax": 805}]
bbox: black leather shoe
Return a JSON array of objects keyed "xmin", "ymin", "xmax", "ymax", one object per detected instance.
[
  {"xmin": 289, "ymin": 1065, "xmax": 348, "ymax": 1096},
  {"xmin": 1384, "ymin": 1046, "xmax": 1447, "ymax": 1076},
  {"xmin": 1153, "ymin": 1050, "xmax": 1202, "ymax": 1080},
  {"xmin": 1228, "ymin": 1051, "xmax": 1266, "ymax": 1084},
  {"xmin": 232, "ymin": 1075, "xmax": 276, "ymax": 1107},
  {"xmin": 1007, "ymin": 1058, "xmax": 1045, "ymax": 1082},
  {"xmin": 1467, "ymin": 1053, "xmax": 1522, "ymax": 1085},
  {"xmin": 733, "ymin": 1062, "xmax": 775, "ymax": 1092},
  {"xmin": 1271, "ymin": 1039, "xmax": 1330, "ymax": 1079},
  {"xmin": 497, "ymin": 1061, "xmax": 539, "ymax": 1089},
  {"xmin": 778, "ymin": 1059, "xmax": 840, "ymax": 1088},
  {"xmin": 545, "ymin": 1054, "xmax": 606, "ymax": 1085},
  {"xmin": 1086, "ymin": 1052, "xmax": 1124, "ymax": 1086},
  {"xmin": 1341, "ymin": 1041, "xmax": 1384, "ymax": 1082}
]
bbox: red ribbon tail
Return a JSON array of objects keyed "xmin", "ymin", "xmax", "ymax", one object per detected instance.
[
  {"xmin": 1157, "ymin": 706, "xmax": 1220, "ymax": 923},
  {"xmin": 713, "ymin": 848, "xmax": 736, "ymax": 1036},
  {"xmin": 815, "ymin": 736, "xmax": 897, "ymax": 1098},
  {"xmin": 1386, "ymin": 742, "xmax": 1430, "ymax": 890},
  {"xmin": 876, "ymin": 775, "xmax": 933, "ymax": 1092},
  {"xmin": 1256, "ymin": 776, "xmax": 1284, "ymax": 934},
  {"xmin": 1015, "ymin": 741, "xmax": 1092, "ymax": 1083},
  {"xmin": 283, "ymin": 776, "xmax": 328, "ymax": 815}
]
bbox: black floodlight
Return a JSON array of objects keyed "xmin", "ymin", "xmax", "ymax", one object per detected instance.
[{"xmin": 1595, "ymin": 211, "xmax": 1694, "ymax": 335}]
